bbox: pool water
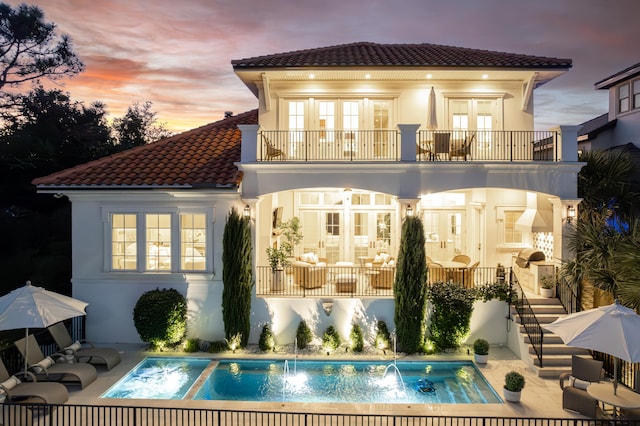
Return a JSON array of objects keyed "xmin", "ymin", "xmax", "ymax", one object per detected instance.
[
  {"xmin": 102, "ymin": 357, "xmax": 211, "ymax": 399},
  {"xmin": 102, "ymin": 357, "xmax": 501, "ymax": 404},
  {"xmin": 195, "ymin": 359, "xmax": 501, "ymax": 404}
]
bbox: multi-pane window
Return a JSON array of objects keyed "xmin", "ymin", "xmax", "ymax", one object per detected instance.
[
  {"xmin": 318, "ymin": 101, "xmax": 335, "ymax": 142},
  {"xmin": 146, "ymin": 214, "xmax": 172, "ymax": 271},
  {"xmin": 180, "ymin": 213, "xmax": 206, "ymax": 271},
  {"xmin": 633, "ymin": 80, "xmax": 640, "ymax": 109},
  {"xmin": 619, "ymin": 84, "xmax": 630, "ymax": 113},
  {"xmin": 110, "ymin": 212, "xmax": 207, "ymax": 272},
  {"xmin": 112, "ymin": 214, "xmax": 137, "ymax": 270},
  {"xmin": 504, "ymin": 210, "xmax": 524, "ymax": 244}
]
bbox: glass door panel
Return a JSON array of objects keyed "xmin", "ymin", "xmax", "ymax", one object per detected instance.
[{"xmin": 423, "ymin": 210, "xmax": 465, "ymax": 261}]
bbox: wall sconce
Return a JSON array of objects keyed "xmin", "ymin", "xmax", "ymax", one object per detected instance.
[
  {"xmin": 243, "ymin": 205, "xmax": 251, "ymax": 219},
  {"xmin": 566, "ymin": 205, "xmax": 576, "ymax": 224},
  {"xmin": 406, "ymin": 204, "xmax": 414, "ymax": 217},
  {"xmin": 321, "ymin": 300, "xmax": 334, "ymax": 316}
]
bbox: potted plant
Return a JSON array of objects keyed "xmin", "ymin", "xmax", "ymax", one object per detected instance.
[
  {"xmin": 266, "ymin": 216, "xmax": 303, "ymax": 291},
  {"xmin": 539, "ymin": 275, "xmax": 556, "ymax": 298},
  {"xmin": 266, "ymin": 246, "xmax": 288, "ymax": 291},
  {"xmin": 472, "ymin": 338, "xmax": 489, "ymax": 364},
  {"xmin": 503, "ymin": 371, "xmax": 525, "ymax": 402}
]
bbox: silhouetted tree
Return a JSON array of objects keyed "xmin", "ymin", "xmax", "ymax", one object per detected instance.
[{"xmin": 112, "ymin": 101, "xmax": 172, "ymax": 149}]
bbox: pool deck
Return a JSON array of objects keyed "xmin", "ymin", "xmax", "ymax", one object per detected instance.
[{"xmin": 65, "ymin": 344, "xmax": 587, "ymax": 419}]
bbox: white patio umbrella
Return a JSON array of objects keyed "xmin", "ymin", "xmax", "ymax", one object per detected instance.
[
  {"xmin": 426, "ymin": 87, "xmax": 438, "ymax": 130},
  {"xmin": 0, "ymin": 281, "xmax": 88, "ymax": 373},
  {"xmin": 544, "ymin": 300, "xmax": 640, "ymax": 395}
]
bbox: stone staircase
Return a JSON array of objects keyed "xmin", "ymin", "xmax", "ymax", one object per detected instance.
[{"xmin": 514, "ymin": 296, "xmax": 589, "ymax": 378}]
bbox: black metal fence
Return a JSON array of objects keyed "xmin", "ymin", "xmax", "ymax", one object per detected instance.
[{"xmin": 1, "ymin": 403, "xmax": 633, "ymax": 426}]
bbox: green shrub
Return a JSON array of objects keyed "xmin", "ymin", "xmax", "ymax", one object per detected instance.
[
  {"xmin": 476, "ymin": 281, "xmax": 513, "ymax": 303},
  {"xmin": 428, "ymin": 281, "xmax": 476, "ymax": 351},
  {"xmin": 349, "ymin": 323, "xmax": 364, "ymax": 352},
  {"xmin": 258, "ymin": 323, "xmax": 275, "ymax": 351},
  {"xmin": 296, "ymin": 320, "xmax": 313, "ymax": 349},
  {"xmin": 207, "ymin": 340, "xmax": 228, "ymax": 353},
  {"xmin": 322, "ymin": 326, "xmax": 341, "ymax": 353},
  {"xmin": 473, "ymin": 338, "xmax": 489, "ymax": 355},
  {"xmin": 183, "ymin": 338, "xmax": 200, "ymax": 353},
  {"xmin": 374, "ymin": 320, "xmax": 391, "ymax": 351},
  {"xmin": 504, "ymin": 371, "xmax": 525, "ymax": 392},
  {"xmin": 133, "ymin": 288, "xmax": 187, "ymax": 350}
]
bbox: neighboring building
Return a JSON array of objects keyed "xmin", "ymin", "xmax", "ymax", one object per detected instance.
[
  {"xmin": 578, "ymin": 62, "xmax": 640, "ymax": 153},
  {"xmin": 33, "ymin": 42, "xmax": 582, "ymax": 347}
]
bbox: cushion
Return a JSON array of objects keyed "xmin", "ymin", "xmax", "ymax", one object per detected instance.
[
  {"xmin": 568, "ymin": 375, "xmax": 591, "ymax": 390},
  {"xmin": 300, "ymin": 253, "xmax": 319, "ymax": 264},
  {"xmin": 32, "ymin": 356, "xmax": 55, "ymax": 373},
  {"xmin": 388, "ymin": 260, "xmax": 395, "ymax": 267},
  {"xmin": 334, "ymin": 274, "xmax": 357, "ymax": 284},
  {"xmin": 373, "ymin": 255, "xmax": 384, "ymax": 263},
  {"xmin": 65, "ymin": 341, "xmax": 82, "ymax": 353},
  {"xmin": 293, "ymin": 260, "xmax": 311, "ymax": 267},
  {"xmin": 0, "ymin": 376, "xmax": 21, "ymax": 390}
]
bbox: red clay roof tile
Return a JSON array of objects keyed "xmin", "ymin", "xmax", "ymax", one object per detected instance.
[
  {"xmin": 33, "ymin": 110, "xmax": 258, "ymax": 189},
  {"xmin": 232, "ymin": 42, "xmax": 572, "ymax": 69}
]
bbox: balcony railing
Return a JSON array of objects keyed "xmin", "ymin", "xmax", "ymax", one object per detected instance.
[
  {"xmin": 258, "ymin": 130, "xmax": 558, "ymax": 162},
  {"xmin": 256, "ymin": 265, "xmax": 511, "ymax": 298},
  {"xmin": 260, "ymin": 130, "xmax": 400, "ymax": 161}
]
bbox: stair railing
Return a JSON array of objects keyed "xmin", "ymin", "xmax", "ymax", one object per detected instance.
[
  {"xmin": 510, "ymin": 269, "xmax": 545, "ymax": 367},
  {"xmin": 556, "ymin": 268, "xmax": 582, "ymax": 315}
]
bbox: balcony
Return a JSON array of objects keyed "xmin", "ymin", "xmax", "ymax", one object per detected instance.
[
  {"xmin": 256, "ymin": 265, "xmax": 510, "ymax": 299},
  {"xmin": 257, "ymin": 129, "xmax": 558, "ymax": 162}
]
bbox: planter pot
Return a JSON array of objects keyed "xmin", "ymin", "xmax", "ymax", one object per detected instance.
[
  {"xmin": 503, "ymin": 388, "xmax": 522, "ymax": 402},
  {"xmin": 540, "ymin": 287, "xmax": 555, "ymax": 298},
  {"xmin": 474, "ymin": 353, "xmax": 489, "ymax": 364},
  {"xmin": 271, "ymin": 270, "xmax": 285, "ymax": 292}
]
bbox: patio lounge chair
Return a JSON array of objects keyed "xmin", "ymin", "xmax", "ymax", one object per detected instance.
[
  {"xmin": 450, "ymin": 134, "xmax": 475, "ymax": 161},
  {"xmin": 14, "ymin": 334, "xmax": 97, "ymax": 389},
  {"xmin": 559, "ymin": 355, "xmax": 604, "ymax": 418},
  {"xmin": 263, "ymin": 135, "xmax": 286, "ymax": 160},
  {"xmin": 0, "ymin": 359, "xmax": 68, "ymax": 404},
  {"xmin": 48, "ymin": 322, "xmax": 121, "ymax": 370}
]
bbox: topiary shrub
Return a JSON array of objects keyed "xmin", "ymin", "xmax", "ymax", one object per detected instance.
[
  {"xmin": 374, "ymin": 320, "xmax": 391, "ymax": 352},
  {"xmin": 296, "ymin": 320, "xmax": 313, "ymax": 349},
  {"xmin": 258, "ymin": 323, "xmax": 275, "ymax": 352},
  {"xmin": 349, "ymin": 323, "xmax": 364, "ymax": 352},
  {"xmin": 133, "ymin": 287, "xmax": 186, "ymax": 350},
  {"xmin": 322, "ymin": 326, "xmax": 341, "ymax": 354}
]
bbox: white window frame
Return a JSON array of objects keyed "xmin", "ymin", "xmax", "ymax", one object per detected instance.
[
  {"xmin": 496, "ymin": 206, "xmax": 526, "ymax": 248},
  {"xmin": 104, "ymin": 207, "xmax": 212, "ymax": 273}
]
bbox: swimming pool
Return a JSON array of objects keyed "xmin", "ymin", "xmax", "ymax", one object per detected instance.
[{"xmin": 103, "ymin": 357, "xmax": 501, "ymax": 404}]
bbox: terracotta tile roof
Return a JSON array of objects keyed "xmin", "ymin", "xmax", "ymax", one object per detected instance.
[
  {"xmin": 232, "ymin": 42, "xmax": 572, "ymax": 69},
  {"xmin": 33, "ymin": 110, "xmax": 258, "ymax": 189}
]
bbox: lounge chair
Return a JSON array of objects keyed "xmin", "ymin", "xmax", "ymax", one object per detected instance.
[
  {"xmin": 450, "ymin": 134, "xmax": 475, "ymax": 161},
  {"xmin": 0, "ymin": 358, "xmax": 68, "ymax": 404},
  {"xmin": 263, "ymin": 135, "xmax": 286, "ymax": 160},
  {"xmin": 559, "ymin": 355, "xmax": 604, "ymax": 418},
  {"xmin": 14, "ymin": 334, "xmax": 97, "ymax": 389},
  {"xmin": 48, "ymin": 322, "xmax": 121, "ymax": 371}
]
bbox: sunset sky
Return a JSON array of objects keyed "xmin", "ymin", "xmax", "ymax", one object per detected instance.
[{"xmin": 8, "ymin": 0, "xmax": 640, "ymax": 133}]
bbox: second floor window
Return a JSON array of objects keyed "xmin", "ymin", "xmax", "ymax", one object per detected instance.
[{"xmin": 619, "ymin": 84, "xmax": 630, "ymax": 113}]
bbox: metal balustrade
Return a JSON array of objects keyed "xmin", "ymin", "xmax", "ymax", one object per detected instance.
[
  {"xmin": 0, "ymin": 403, "xmax": 630, "ymax": 425},
  {"xmin": 258, "ymin": 130, "xmax": 558, "ymax": 162}
]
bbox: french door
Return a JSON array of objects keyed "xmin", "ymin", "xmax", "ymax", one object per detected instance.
[
  {"xmin": 423, "ymin": 210, "xmax": 466, "ymax": 261},
  {"xmin": 300, "ymin": 209, "xmax": 394, "ymax": 264}
]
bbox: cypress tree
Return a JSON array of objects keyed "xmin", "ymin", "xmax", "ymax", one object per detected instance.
[
  {"xmin": 222, "ymin": 207, "xmax": 253, "ymax": 347},
  {"xmin": 393, "ymin": 215, "xmax": 427, "ymax": 353}
]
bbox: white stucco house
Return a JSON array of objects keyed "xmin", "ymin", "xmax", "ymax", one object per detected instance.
[{"xmin": 33, "ymin": 42, "xmax": 583, "ymax": 348}]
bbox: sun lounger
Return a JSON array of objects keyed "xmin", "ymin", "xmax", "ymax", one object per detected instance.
[
  {"xmin": 14, "ymin": 334, "xmax": 97, "ymax": 389},
  {"xmin": 0, "ymin": 358, "xmax": 68, "ymax": 404},
  {"xmin": 48, "ymin": 322, "xmax": 121, "ymax": 370}
]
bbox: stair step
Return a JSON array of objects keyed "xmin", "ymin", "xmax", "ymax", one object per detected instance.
[
  {"xmin": 532, "ymin": 354, "xmax": 574, "ymax": 367},
  {"xmin": 524, "ymin": 297, "xmax": 563, "ymax": 306},
  {"xmin": 528, "ymin": 344, "xmax": 590, "ymax": 355},
  {"xmin": 526, "ymin": 305, "xmax": 569, "ymax": 314},
  {"xmin": 533, "ymin": 366, "xmax": 571, "ymax": 379},
  {"xmin": 516, "ymin": 314, "xmax": 561, "ymax": 324},
  {"xmin": 523, "ymin": 333, "xmax": 565, "ymax": 344}
]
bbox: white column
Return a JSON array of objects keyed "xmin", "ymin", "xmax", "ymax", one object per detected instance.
[
  {"xmin": 238, "ymin": 124, "xmax": 259, "ymax": 163},
  {"xmin": 554, "ymin": 125, "xmax": 580, "ymax": 162},
  {"xmin": 398, "ymin": 124, "xmax": 420, "ymax": 162}
]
